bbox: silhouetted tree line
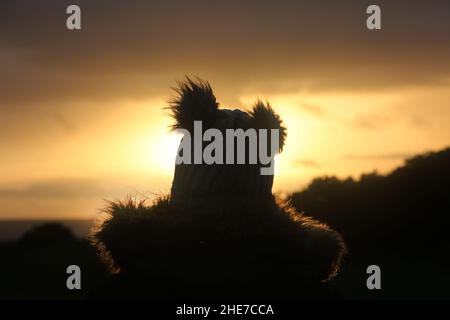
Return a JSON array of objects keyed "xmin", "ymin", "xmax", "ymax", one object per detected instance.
[
  {"xmin": 0, "ymin": 223, "xmax": 107, "ymax": 299},
  {"xmin": 291, "ymin": 147, "xmax": 450, "ymax": 256}
]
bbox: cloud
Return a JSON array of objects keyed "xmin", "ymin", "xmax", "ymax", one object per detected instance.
[
  {"xmin": 294, "ymin": 159, "xmax": 321, "ymax": 168},
  {"xmin": 345, "ymin": 153, "xmax": 413, "ymax": 161},
  {"xmin": 298, "ymin": 102, "xmax": 327, "ymax": 117},
  {"xmin": 347, "ymin": 113, "xmax": 391, "ymax": 130},
  {"xmin": 409, "ymin": 114, "xmax": 430, "ymax": 128},
  {"xmin": 0, "ymin": 179, "xmax": 111, "ymax": 198},
  {"xmin": 1, "ymin": 0, "xmax": 450, "ymax": 109},
  {"xmin": 46, "ymin": 112, "xmax": 77, "ymax": 134}
]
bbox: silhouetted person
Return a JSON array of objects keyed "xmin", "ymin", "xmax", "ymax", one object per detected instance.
[{"xmin": 89, "ymin": 78, "xmax": 346, "ymax": 299}]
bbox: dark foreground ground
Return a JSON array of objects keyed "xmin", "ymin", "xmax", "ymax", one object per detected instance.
[{"xmin": 0, "ymin": 232, "xmax": 448, "ymax": 299}]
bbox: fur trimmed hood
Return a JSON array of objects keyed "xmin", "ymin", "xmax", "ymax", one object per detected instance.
[{"xmin": 90, "ymin": 195, "xmax": 346, "ymax": 299}]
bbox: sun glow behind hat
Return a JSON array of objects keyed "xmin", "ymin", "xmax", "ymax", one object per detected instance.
[{"xmin": 168, "ymin": 77, "xmax": 287, "ymax": 205}]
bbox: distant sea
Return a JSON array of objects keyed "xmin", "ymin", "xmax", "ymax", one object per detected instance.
[{"xmin": 0, "ymin": 220, "xmax": 93, "ymax": 241}]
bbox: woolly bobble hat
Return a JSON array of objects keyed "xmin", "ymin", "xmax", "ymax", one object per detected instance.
[{"xmin": 168, "ymin": 78, "xmax": 287, "ymax": 206}]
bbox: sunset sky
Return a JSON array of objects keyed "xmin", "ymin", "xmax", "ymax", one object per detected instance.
[{"xmin": 1, "ymin": 0, "xmax": 449, "ymax": 219}]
